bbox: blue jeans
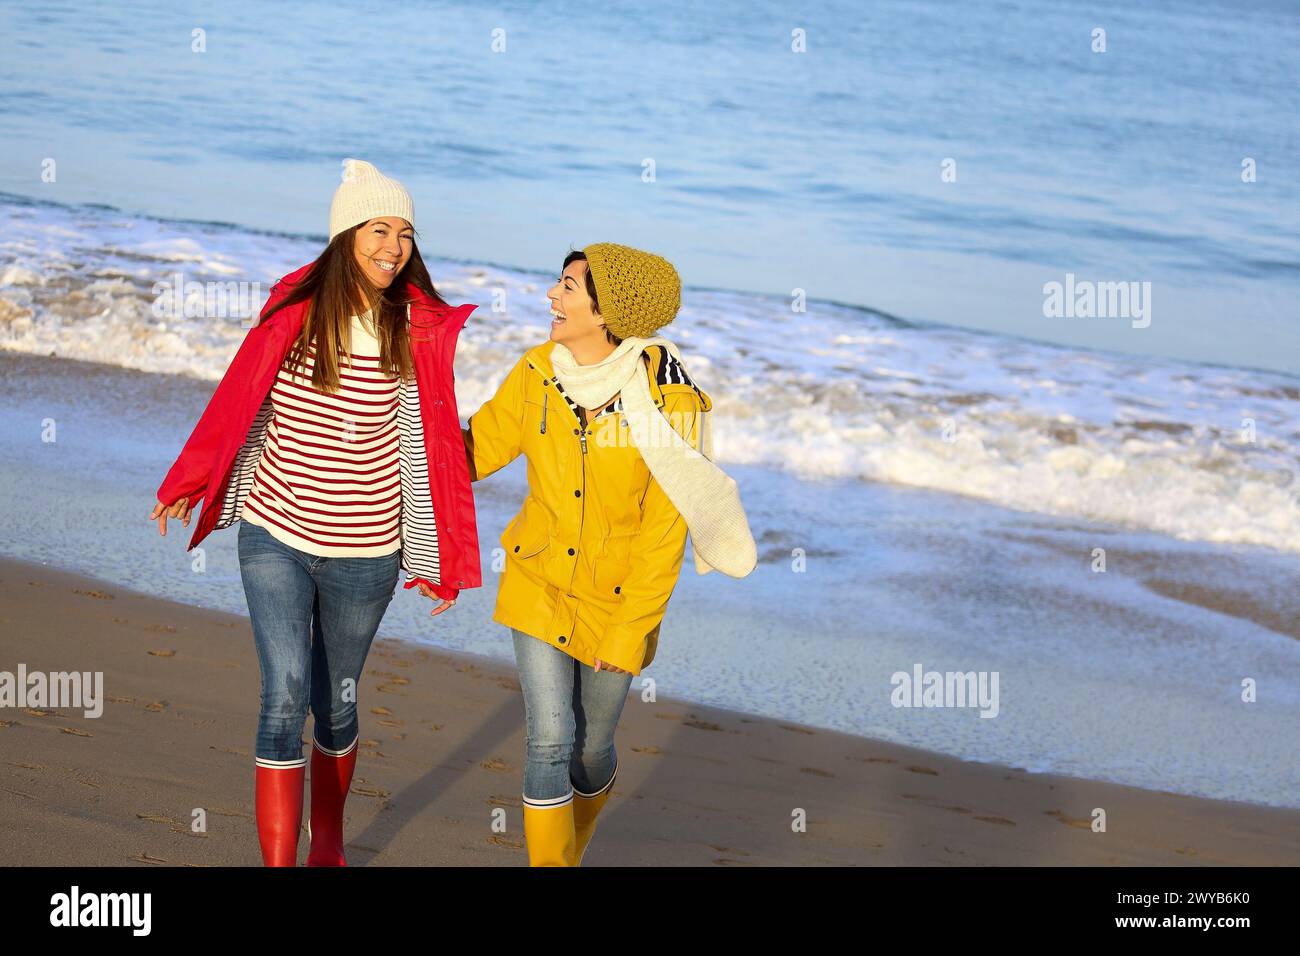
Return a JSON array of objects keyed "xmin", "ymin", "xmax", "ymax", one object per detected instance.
[
  {"xmin": 511, "ymin": 628, "xmax": 634, "ymax": 806},
  {"xmin": 237, "ymin": 520, "xmax": 400, "ymax": 764}
]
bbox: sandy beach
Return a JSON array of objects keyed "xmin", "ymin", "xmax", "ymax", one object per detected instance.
[{"xmin": 2, "ymin": 556, "xmax": 1296, "ymax": 867}]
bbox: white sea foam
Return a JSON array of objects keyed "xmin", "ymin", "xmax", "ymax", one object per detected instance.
[{"xmin": 3, "ymin": 196, "xmax": 1297, "ymax": 553}]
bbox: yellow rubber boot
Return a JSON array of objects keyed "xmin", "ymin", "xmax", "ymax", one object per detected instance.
[
  {"xmin": 522, "ymin": 800, "xmax": 577, "ymax": 866},
  {"xmin": 572, "ymin": 786, "xmax": 613, "ymax": 866}
]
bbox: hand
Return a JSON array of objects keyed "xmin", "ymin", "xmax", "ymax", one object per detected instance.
[
  {"xmin": 415, "ymin": 582, "xmax": 456, "ymax": 617},
  {"xmin": 594, "ymin": 658, "xmax": 629, "ymax": 674},
  {"xmin": 150, "ymin": 497, "xmax": 193, "ymax": 536}
]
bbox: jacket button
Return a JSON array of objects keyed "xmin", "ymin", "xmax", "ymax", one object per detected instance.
[
  {"xmin": 513, "ymin": 545, "xmax": 520, "ymax": 553},
  {"xmin": 567, "ymin": 548, "xmax": 575, "ymax": 556},
  {"xmin": 558, "ymin": 635, "xmax": 567, "ymax": 644},
  {"xmin": 614, "ymin": 586, "xmax": 621, "ymax": 594},
  {"xmin": 574, "ymin": 490, "xmax": 581, "ymax": 497},
  {"xmin": 573, "ymin": 428, "xmax": 579, "ymax": 435}
]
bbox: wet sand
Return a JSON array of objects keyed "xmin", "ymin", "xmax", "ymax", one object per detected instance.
[{"xmin": 1, "ymin": 557, "xmax": 1296, "ymax": 867}]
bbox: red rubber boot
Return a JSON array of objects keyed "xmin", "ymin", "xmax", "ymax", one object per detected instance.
[
  {"xmin": 306, "ymin": 738, "xmax": 358, "ymax": 867},
  {"xmin": 254, "ymin": 762, "xmax": 306, "ymax": 867}
]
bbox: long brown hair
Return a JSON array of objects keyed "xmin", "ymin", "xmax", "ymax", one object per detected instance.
[{"xmin": 262, "ymin": 223, "xmax": 447, "ymax": 393}]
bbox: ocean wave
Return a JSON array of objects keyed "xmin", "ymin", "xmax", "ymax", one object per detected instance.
[{"xmin": 3, "ymin": 195, "xmax": 1297, "ymax": 554}]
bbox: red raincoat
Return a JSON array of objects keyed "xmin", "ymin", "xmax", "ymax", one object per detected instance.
[{"xmin": 155, "ymin": 262, "xmax": 482, "ymax": 602}]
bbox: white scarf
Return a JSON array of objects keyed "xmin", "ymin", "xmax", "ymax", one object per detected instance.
[{"xmin": 549, "ymin": 336, "xmax": 757, "ymax": 578}]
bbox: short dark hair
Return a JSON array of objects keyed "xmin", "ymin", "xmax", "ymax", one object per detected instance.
[{"xmin": 563, "ymin": 249, "xmax": 621, "ymax": 346}]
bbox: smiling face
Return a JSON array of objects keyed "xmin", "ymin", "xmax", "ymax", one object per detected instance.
[
  {"xmin": 547, "ymin": 257, "xmax": 607, "ymax": 346},
  {"xmin": 352, "ymin": 217, "xmax": 413, "ymax": 289}
]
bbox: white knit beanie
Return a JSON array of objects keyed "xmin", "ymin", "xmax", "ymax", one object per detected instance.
[{"xmin": 328, "ymin": 159, "xmax": 415, "ymax": 242}]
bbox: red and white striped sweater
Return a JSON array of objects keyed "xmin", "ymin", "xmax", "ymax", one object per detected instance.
[{"xmin": 242, "ymin": 313, "xmax": 403, "ymax": 556}]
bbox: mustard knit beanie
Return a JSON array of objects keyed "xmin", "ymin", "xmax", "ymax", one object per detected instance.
[
  {"xmin": 582, "ymin": 242, "xmax": 682, "ymax": 339},
  {"xmin": 328, "ymin": 159, "xmax": 415, "ymax": 241}
]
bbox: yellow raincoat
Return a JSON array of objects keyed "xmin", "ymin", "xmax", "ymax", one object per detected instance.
[{"xmin": 463, "ymin": 341, "xmax": 711, "ymax": 675}]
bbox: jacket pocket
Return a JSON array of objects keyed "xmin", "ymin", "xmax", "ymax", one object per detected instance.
[
  {"xmin": 592, "ymin": 531, "xmax": 636, "ymax": 596},
  {"xmin": 502, "ymin": 511, "xmax": 550, "ymax": 560}
]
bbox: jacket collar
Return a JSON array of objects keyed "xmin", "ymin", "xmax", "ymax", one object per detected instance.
[{"xmin": 525, "ymin": 340, "xmax": 667, "ymax": 409}]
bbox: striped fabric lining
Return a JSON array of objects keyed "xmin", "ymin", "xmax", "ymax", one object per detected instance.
[
  {"xmin": 395, "ymin": 356, "xmax": 441, "ymax": 583},
  {"xmin": 652, "ymin": 346, "xmax": 698, "ymax": 389}
]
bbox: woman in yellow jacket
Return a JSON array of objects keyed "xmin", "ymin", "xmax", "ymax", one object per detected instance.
[{"xmin": 463, "ymin": 243, "xmax": 756, "ymax": 865}]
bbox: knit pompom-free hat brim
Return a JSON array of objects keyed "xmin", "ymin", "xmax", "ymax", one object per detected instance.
[
  {"xmin": 582, "ymin": 243, "xmax": 682, "ymax": 340},
  {"xmin": 328, "ymin": 159, "xmax": 415, "ymax": 241}
]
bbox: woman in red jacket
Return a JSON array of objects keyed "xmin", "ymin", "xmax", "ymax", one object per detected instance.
[{"xmin": 150, "ymin": 159, "xmax": 481, "ymax": 866}]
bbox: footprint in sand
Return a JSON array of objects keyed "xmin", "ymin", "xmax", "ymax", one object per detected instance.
[
  {"xmin": 60, "ymin": 727, "xmax": 93, "ymax": 737},
  {"xmin": 631, "ymin": 745, "xmax": 662, "ymax": 754},
  {"xmin": 370, "ymin": 706, "xmax": 394, "ymax": 716},
  {"xmin": 778, "ymin": 724, "xmax": 816, "ymax": 735},
  {"xmin": 480, "ymin": 757, "xmax": 511, "ymax": 772},
  {"xmin": 708, "ymin": 845, "xmax": 752, "ymax": 857},
  {"xmin": 144, "ymin": 701, "xmax": 168, "ymax": 713},
  {"xmin": 489, "ymin": 834, "xmax": 524, "ymax": 849},
  {"xmin": 1045, "ymin": 809, "xmax": 1092, "ymax": 829},
  {"xmin": 799, "ymin": 767, "xmax": 835, "ymax": 778},
  {"xmin": 72, "ymin": 588, "xmax": 114, "ymax": 600},
  {"xmin": 974, "ymin": 815, "xmax": 1016, "ymax": 826},
  {"xmin": 905, "ymin": 766, "xmax": 939, "ymax": 775},
  {"xmin": 487, "ymin": 795, "xmax": 522, "ymax": 808},
  {"xmin": 143, "ymin": 624, "xmax": 177, "ymax": 633},
  {"xmin": 653, "ymin": 712, "xmax": 681, "ymax": 721},
  {"xmin": 683, "ymin": 718, "xmax": 723, "ymax": 731},
  {"xmin": 147, "ymin": 648, "xmax": 176, "ymax": 657},
  {"xmin": 859, "ymin": 756, "xmax": 897, "ymax": 764}
]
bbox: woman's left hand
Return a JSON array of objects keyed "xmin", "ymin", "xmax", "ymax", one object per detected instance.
[
  {"xmin": 415, "ymin": 583, "xmax": 456, "ymax": 617},
  {"xmin": 594, "ymin": 658, "xmax": 628, "ymax": 674}
]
